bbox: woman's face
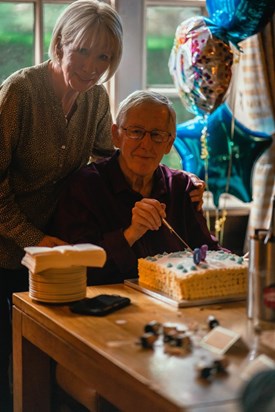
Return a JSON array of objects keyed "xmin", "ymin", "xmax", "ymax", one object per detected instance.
[{"xmin": 59, "ymin": 31, "xmax": 112, "ymax": 92}]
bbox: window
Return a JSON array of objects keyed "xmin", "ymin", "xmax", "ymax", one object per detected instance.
[
  {"xmin": 146, "ymin": 2, "xmax": 206, "ymax": 122},
  {"xmin": 0, "ymin": 2, "xmax": 34, "ymax": 83},
  {"xmin": 0, "ymin": 1, "xmax": 71, "ymax": 84},
  {"xmin": 43, "ymin": 3, "xmax": 70, "ymax": 60},
  {"xmin": 145, "ymin": 1, "xmax": 206, "ymax": 167}
]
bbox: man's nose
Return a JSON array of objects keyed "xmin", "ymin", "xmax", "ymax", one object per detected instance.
[{"xmin": 140, "ymin": 131, "xmax": 153, "ymax": 145}]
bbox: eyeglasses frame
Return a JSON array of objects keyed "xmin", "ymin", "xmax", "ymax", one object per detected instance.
[{"xmin": 120, "ymin": 126, "xmax": 172, "ymax": 144}]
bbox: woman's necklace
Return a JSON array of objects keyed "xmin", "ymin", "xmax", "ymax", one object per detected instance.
[
  {"xmin": 62, "ymin": 93, "xmax": 79, "ymax": 124},
  {"xmin": 64, "ymin": 99, "xmax": 78, "ymax": 124},
  {"xmin": 48, "ymin": 62, "xmax": 79, "ymax": 124}
]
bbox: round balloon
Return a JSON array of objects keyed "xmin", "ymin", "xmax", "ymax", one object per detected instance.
[
  {"xmin": 174, "ymin": 103, "xmax": 272, "ymax": 207},
  {"xmin": 206, "ymin": 0, "xmax": 275, "ymax": 44},
  {"xmin": 169, "ymin": 16, "xmax": 233, "ymax": 116}
]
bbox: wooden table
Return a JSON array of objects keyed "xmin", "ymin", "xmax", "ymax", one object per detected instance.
[{"xmin": 12, "ymin": 284, "xmax": 275, "ymax": 412}]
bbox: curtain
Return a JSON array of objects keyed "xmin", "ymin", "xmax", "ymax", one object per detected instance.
[{"xmin": 226, "ymin": 13, "xmax": 275, "ymax": 247}]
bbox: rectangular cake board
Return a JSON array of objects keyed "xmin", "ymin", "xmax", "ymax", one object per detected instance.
[{"xmin": 124, "ymin": 279, "xmax": 246, "ymax": 308}]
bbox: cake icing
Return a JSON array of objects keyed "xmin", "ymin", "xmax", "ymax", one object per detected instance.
[{"xmin": 138, "ymin": 250, "xmax": 248, "ymax": 300}]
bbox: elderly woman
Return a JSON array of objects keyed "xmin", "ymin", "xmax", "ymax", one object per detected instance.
[
  {"xmin": 0, "ymin": 1, "xmax": 123, "ymax": 408},
  {"xmin": 50, "ymin": 90, "xmax": 218, "ymax": 285}
]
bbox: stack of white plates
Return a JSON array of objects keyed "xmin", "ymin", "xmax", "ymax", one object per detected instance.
[{"xmin": 29, "ymin": 266, "xmax": 87, "ymax": 303}]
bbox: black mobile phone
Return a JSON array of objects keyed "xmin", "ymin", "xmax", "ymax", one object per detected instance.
[{"xmin": 70, "ymin": 294, "xmax": 131, "ymax": 316}]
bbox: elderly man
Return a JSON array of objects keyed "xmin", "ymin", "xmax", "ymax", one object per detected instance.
[{"xmin": 49, "ymin": 90, "xmax": 218, "ymax": 284}]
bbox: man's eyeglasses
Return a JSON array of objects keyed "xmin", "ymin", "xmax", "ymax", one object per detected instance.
[{"xmin": 121, "ymin": 126, "xmax": 171, "ymax": 144}]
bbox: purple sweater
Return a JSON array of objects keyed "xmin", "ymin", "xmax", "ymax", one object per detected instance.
[{"xmin": 49, "ymin": 151, "xmax": 219, "ymax": 284}]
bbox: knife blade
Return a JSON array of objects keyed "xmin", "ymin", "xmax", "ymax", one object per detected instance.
[{"xmin": 162, "ymin": 218, "xmax": 193, "ymax": 252}]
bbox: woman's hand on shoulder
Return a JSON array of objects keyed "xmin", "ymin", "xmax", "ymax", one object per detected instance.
[
  {"xmin": 37, "ymin": 235, "xmax": 68, "ymax": 247},
  {"xmin": 185, "ymin": 172, "xmax": 205, "ymax": 211}
]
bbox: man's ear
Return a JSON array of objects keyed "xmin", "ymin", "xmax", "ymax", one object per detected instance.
[
  {"xmin": 164, "ymin": 136, "xmax": 175, "ymax": 155},
  {"xmin": 112, "ymin": 124, "xmax": 121, "ymax": 147}
]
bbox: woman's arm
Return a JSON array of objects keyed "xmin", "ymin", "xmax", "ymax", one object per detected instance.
[
  {"xmin": 0, "ymin": 80, "xmax": 45, "ymax": 247},
  {"xmin": 0, "ymin": 78, "xmax": 66, "ymax": 250}
]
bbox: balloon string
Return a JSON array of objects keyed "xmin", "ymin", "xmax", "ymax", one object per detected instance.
[
  {"xmin": 215, "ymin": 48, "xmax": 240, "ymax": 244},
  {"xmin": 215, "ymin": 209, "xmax": 219, "ymax": 239},
  {"xmin": 218, "ymin": 116, "xmax": 234, "ymax": 245},
  {"xmin": 200, "ymin": 117, "xmax": 210, "ymax": 230},
  {"xmin": 200, "ymin": 113, "xmax": 233, "ymax": 246},
  {"xmin": 225, "ymin": 116, "xmax": 234, "ymax": 196},
  {"xmin": 219, "ymin": 50, "xmax": 239, "ymax": 244},
  {"xmin": 215, "ymin": 208, "xmax": 228, "ymax": 243}
]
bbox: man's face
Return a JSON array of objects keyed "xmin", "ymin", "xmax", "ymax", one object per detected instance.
[{"xmin": 112, "ymin": 102, "xmax": 174, "ymax": 181}]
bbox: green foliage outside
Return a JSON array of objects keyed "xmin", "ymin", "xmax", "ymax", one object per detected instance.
[
  {"xmin": 146, "ymin": 36, "xmax": 175, "ymax": 85},
  {"xmin": 0, "ymin": 2, "xmax": 68, "ymax": 83},
  {"xmin": 0, "ymin": 3, "xmax": 33, "ymax": 82}
]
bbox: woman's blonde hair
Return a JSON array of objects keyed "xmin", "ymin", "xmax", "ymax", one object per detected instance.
[{"xmin": 48, "ymin": 0, "xmax": 123, "ymax": 83}]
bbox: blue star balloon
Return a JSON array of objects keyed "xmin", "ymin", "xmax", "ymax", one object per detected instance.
[
  {"xmin": 206, "ymin": 0, "xmax": 275, "ymax": 44},
  {"xmin": 174, "ymin": 103, "xmax": 273, "ymax": 207}
]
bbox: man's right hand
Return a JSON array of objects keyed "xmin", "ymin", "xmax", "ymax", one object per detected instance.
[{"xmin": 124, "ymin": 198, "xmax": 166, "ymax": 246}]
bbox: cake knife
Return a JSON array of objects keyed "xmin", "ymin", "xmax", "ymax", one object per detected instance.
[{"xmin": 162, "ymin": 218, "xmax": 193, "ymax": 252}]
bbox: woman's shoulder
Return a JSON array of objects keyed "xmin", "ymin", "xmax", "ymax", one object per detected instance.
[
  {"xmin": 79, "ymin": 85, "xmax": 111, "ymax": 121},
  {"xmin": 85, "ymin": 84, "xmax": 109, "ymax": 102},
  {"xmin": 1, "ymin": 61, "xmax": 49, "ymax": 93}
]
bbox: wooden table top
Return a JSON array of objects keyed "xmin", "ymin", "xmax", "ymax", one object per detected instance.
[{"xmin": 13, "ymin": 284, "xmax": 275, "ymax": 412}]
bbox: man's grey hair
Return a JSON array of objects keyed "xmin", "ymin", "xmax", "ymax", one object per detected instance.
[
  {"xmin": 116, "ymin": 90, "xmax": 176, "ymax": 136},
  {"xmin": 48, "ymin": 0, "xmax": 123, "ymax": 83}
]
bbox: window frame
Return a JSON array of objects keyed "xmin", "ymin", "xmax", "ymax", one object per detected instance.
[
  {"xmin": 1, "ymin": 0, "xmax": 75, "ymax": 63},
  {"xmin": 111, "ymin": 0, "xmax": 206, "ymax": 115},
  {"xmin": 1, "ymin": 0, "xmax": 206, "ymax": 115},
  {"xmin": 145, "ymin": 0, "xmax": 206, "ymax": 94}
]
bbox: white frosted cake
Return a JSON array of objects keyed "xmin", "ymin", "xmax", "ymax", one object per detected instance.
[{"xmin": 138, "ymin": 250, "xmax": 248, "ymax": 301}]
